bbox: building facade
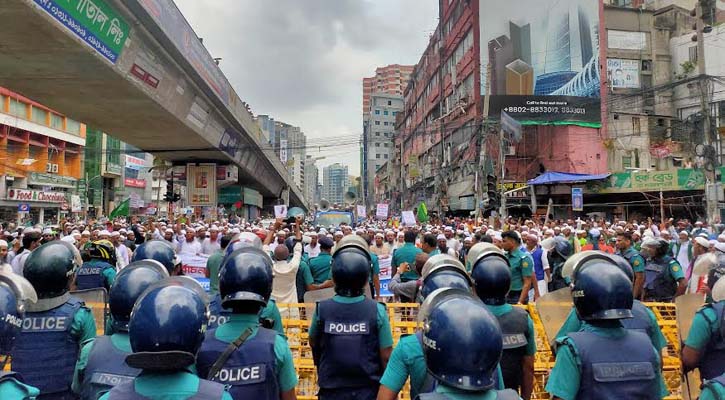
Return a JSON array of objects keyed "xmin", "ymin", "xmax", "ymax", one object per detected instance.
[
  {"xmin": 362, "ymin": 64, "xmax": 414, "ymax": 119},
  {"xmin": 322, "ymin": 163, "xmax": 349, "ymax": 205},
  {"xmin": 0, "ymin": 87, "xmax": 86, "ymax": 224},
  {"xmin": 362, "ymin": 92, "xmax": 403, "ymax": 206},
  {"xmin": 303, "ymin": 155, "xmax": 320, "ymax": 208}
]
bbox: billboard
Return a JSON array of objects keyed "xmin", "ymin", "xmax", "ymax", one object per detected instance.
[
  {"xmin": 187, "ymin": 164, "xmax": 217, "ymax": 207},
  {"xmin": 607, "ymin": 59, "xmax": 640, "ymax": 89},
  {"xmin": 480, "ymin": 0, "xmax": 601, "ymax": 126}
]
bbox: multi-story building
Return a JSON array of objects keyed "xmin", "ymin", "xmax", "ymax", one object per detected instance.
[
  {"xmin": 362, "ymin": 64, "xmax": 414, "ymax": 119},
  {"xmin": 84, "ymin": 129, "xmax": 124, "ymax": 216},
  {"xmin": 288, "ymin": 155, "xmax": 305, "ymax": 192},
  {"xmin": 362, "ymin": 92, "xmax": 403, "ymax": 206},
  {"xmin": 304, "ymin": 155, "xmax": 320, "ymax": 208},
  {"xmin": 255, "ymin": 114, "xmax": 276, "ymax": 145},
  {"xmin": 123, "ymin": 144, "xmax": 155, "ymax": 214},
  {"xmin": 0, "ymin": 87, "xmax": 86, "ymax": 224},
  {"xmin": 322, "ymin": 163, "xmax": 349, "ymax": 205}
]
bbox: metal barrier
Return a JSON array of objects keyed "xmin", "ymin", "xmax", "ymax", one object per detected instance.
[{"xmin": 278, "ymin": 302, "xmax": 685, "ymax": 400}]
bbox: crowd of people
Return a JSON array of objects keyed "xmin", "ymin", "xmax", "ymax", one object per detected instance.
[{"xmin": 0, "ymin": 212, "xmax": 723, "ymax": 399}]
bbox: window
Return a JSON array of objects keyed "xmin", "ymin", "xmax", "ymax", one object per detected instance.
[
  {"xmin": 50, "ymin": 114, "xmax": 63, "ymax": 130},
  {"xmin": 375, "ymin": 132, "xmax": 380, "ymax": 137},
  {"xmin": 375, "ymin": 121, "xmax": 380, "ymax": 126},
  {"xmin": 388, "ymin": 100, "xmax": 392, "ymax": 106},
  {"xmin": 383, "ymin": 111, "xmax": 389, "ymax": 116},
  {"xmin": 392, "ymin": 111, "xmax": 397, "ymax": 116},
  {"xmin": 632, "ymin": 117, "xmax": 641, "ymax": 136},
  {"xmin": 9, "ymin": 98, "xmax": 25, "ymax": 117},
  {"xmin": 689, "ymin": 46, "xmax": 698, "ymax": 64},
  {"xmin": 384, "ymin": 143, "xmax": 389, "ymax": 148},
  {"xmin": 375, "ymin": 142, "xmax": 380, "ymax": 147},
  {"xmin": 384, "ymin": 154, "xmax": 389, "ymax": 159},
  {"xmin": 31, "ymin": 107, "xmax": 47, "ymax": 125},
  {"xmin": 622, "ymin": 156, "xmax": 632, "ymax": 169},
  {"xmin": 375, "ymin": 109, "xmax": 380, "ymax": 115},
  {"xmin": 376, "ymin": 154, "xmax": 381, "ymax": 159}
]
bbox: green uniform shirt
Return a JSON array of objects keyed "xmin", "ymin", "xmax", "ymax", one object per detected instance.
[
  {"xmin": 69, "ymin": 304, "xmax": 97, "ymax": 344},
  {"xmin": 506, "ymin": 248, "xmax": 534, "ymax": 291},
  {"xmin": 98, "ymin": 369, "xmax": 233, "ymax": 400},
  {"xmin": 298, "ymin": 260, "xmax": 315, "ymax": 287},
  {"xmin": 308, "ymin": 253, "xmax": 332, "ymax": 284},
  {"xmin": 545, "ymin": 322, "xmax": 669, "ymax": 400},
  {"xmin": 309, "ymin": 295, "xmax": 394, "ymax": 349},
  {"xmin": 665, "ymin": 258, "xmax": 686, "ymax": 281},
  {"xmin": 392, "ymin": 243, "xmax": 422, "ymax": 281},
  {"xmin": 555, "ymin": 306, "xmax": 668, "ymax": 351},
  {"xmin": 260, "ymin": 299, "xmax": 285, "ymax": 337},
  {"xmin": 370, "ymin": 253, "xmax": 380, "ymax": 285},
  {"xmin": 206, "ymin": 250, "xmax": 225, "ymax": 294},
  {"xmin": 72, "ymin": 333, "xmax": 132, "ymax": 394},
  {"xmin": 428, "ymin": 249, "xmax": 441, "ymax": 256},
  {"xmin": 433, "ymin": 382, "xmax": 521, "ymax": 400},
  {"xmin": 618, "ymin": 247, "xmax": 646, "ymax": 274},
  {"xmin": 486, "ymin": 304, "xmax": 537, "ymax": 356},
  {"xmin": 700, "ymin": 377, "xmax": 725, "ymax": 400},
  {"xmin": 379, "ymin": 333, "xmax": 505, "ymax": 398},
  {"xmin": 0, "ymin": 377, "xmax": 40, "ymax": 399},
  {"xmin": 211, "ymin": 313, "xmax": 298, "ymax": 391},
  {"xmin": 684, "ymin": 302, "xmax": 722, "ymax": 350}
]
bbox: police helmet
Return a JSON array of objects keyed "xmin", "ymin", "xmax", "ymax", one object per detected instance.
[
  {"xmin": 126, "ymin": 284, "xmax": 209, "ymax": 370},
  {"xmin": 465, "ymin": 243, "xmax": 501, "ymax": 270},
  {"xmin": 471, "ymin": 251, "xmax": 511, "ymax": 306},
  {"xmin": 542, "ymin": 236, "xmax": 573, "ymax": 260},
  {"xmin": 419, "ymin": 255, "xmax": 472, "ymax": 301},
  {"xmin": 572, "ymin": 259, "xmax": 634, "ymax": 321},
  {"xmin": 562, "ymin": 250, "xmax": 617, "ymax": 281},
  {"xmin": 87, "ymin": 240, "xmax": 117, "ymax": 266},
  {"xmin": 219, "ymin": 247, "xmax": 274, "ymax": 308},
  {"xmin": 707, "ymin": 253, "xmax": 725, "ymax": 293},
  {"xmin": 284, "ymin": 236, "xmax": 296, "ymax": 253},
  {"xmin": 640, "ymin": 238, "xmax": 669, "ymax": 259},
  {"xmin": 607, "ymin": 253, "xmax": 635, "ymax": 282},
  {"xmin": 132, "ymin": 240, "xmax": 179, "ymax": 273},
  {"xmin": 109, "ymin": 261, "xmax": 169, "ymax": 332},
  {"xmin": 225, "ymin": 232, "xmax": 264, "ymax": 258},
  {"xmin": 24, "ymin": 241, "xmax": 79, "ymax": 299},
  {"xmin": 419, "ymin": 288, "xmax": 502, "ymax": 391},
  {"xmin": 144, "ymin": 276, "xmax": 210, "ymax": 306},
  {"xmin": 331, "ymin": 235, "xmax": 371, "ymax": 297},
  {"xmin": 0, "ymin": 273, "xmax": 37, "ymax": 354}
]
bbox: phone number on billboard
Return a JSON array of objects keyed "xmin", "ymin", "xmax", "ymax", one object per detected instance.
[{"xmin": 503, "ymin": 106, "xmax": 587, "ymax": 114}]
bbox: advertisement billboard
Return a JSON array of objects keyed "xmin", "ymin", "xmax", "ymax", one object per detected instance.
[
  {"xmin": 480, "ymin": 0, "xmax": 601, "ymax": 126},
  {"xmin": 187, "ymin": 164, "xmax": 217, "ymax": 207},
  {"xmin": 607, "ymin": 59, "xmax": 640, "ymax": 89}
]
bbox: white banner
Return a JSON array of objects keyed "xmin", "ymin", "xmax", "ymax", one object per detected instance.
[
  {"xmin": 607, "ymin": 30, "xmax": 646, "ymax": 50},
  {"xmin": 187, "ymin": 164, "xmax": 217, "ymax": 206},
  {"xmin": 357, "ymin": 205, "xmax": 367, "ymax": 218},
  {"xmin": 375, "ymin": 203, "xmax": 389, "ymax": 219},
  {"xmin": 607, "ymin": 59, "xmax": 640, "ymax": 89},
  {"xmin": 178, "ymin": 253, "xmax": 209, "ymax": 278},
  {"xmin": 280, "ymin": 139, "xmax": 288, "ymax": 163},
  {"xmin": 274, "ymin": 205, "xmax": 288, "ymax": 218},
  {"xmin": 401, "ymin": 210, "xmax": 416, "ymax": 226},
  {"xmin": 379, "ymin": 256, "xmax": 392, "ymax": 280},
  {"xmin": 70, "ymin": 195, "xmax": 82, "ymax": 212}
]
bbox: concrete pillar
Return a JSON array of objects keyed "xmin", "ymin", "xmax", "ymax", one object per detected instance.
[{"xmin": 39, "ymin": 208, "xmax": 44, "ymax": 225}]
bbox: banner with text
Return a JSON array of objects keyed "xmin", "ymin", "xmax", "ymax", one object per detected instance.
[
  {"xmin": 187, "ymin": 164, "xmax": 217, "ymax": 206},
  {"xmin": 376, "ymin": 203, "xmax": 389, "ymax": 220}
]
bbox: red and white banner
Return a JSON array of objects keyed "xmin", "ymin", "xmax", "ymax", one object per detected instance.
[
  {"xmin": 124, "ymin": 178, "xmax": 146, "ymax": 188},
  {"xmin": 7, "ymin": 188, "xmax": 66, "ymax": 203}
]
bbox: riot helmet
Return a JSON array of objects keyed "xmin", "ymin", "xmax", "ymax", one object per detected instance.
[
  {"xmin": 24, "ymin": 241, "xmax": 79, "ymax": 299},
  {"xmin": 471, "ymin": 250, "xmax": 511, "ymax": 306},
  {"xmin": 0, "ymin": 273, "xmax": 37, "ymax": 355},
  {"xmin": 108, "ymin": 260, "xmax": 169, "ymax": 332},
  {"xmin": 640, "ymin": 238, "xmax": 669, "ymax": 259},
  {"xmin": 419, "ymin": 255, "xmax": 472, "ymax": 301},
  {"xmin": 126, "ymin": 284, "xmax": 209, "ymax": 370},
  {"xmin": 86, "ymin": 240, "xmax": 117, "ymax": 266},
  {"xmin": 132, "ymin": 240, "xmax": 179, "ymax": 274},
  {"xmin": 572, "ymin": 259, "xmax": 634, "ymax": 321},
  {"xmin": 225, "ymin": 232, "xmax": 264, "ymax": 258},
  {"xmin": 331, "ymin": 235, "xmax": 371, "ymax": 297},
  {"xmin": 419, "ymin": 288, "xmax": 502, "ymax": 391},
  {"xmin": 219, "ymin": 247, "xmax": 274, "ymax": 309},
  {"xmin": 562, "ymin": 250, "xmax": 618, "ymax": 281}
]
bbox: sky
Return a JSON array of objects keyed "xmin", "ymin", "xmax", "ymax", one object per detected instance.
[{"xmin": 174, "ymin": 0, "xmax": 438, "ymax": 176}]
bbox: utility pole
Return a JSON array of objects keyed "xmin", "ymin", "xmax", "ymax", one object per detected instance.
[
  {"xmin": 499, "ymin": 125, "xmax": 507, "ymax": 219},
  {"xmin": 696, "ymin": 1, "xmax": 717, "ymax": 223},
  {"xmin": 477, "ymin": 62, "xmax": 493, "ymax": 220}
]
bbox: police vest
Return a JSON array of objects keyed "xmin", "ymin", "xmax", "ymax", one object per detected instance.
[
  {"xmin": 644, "ymin": 256, "xmax": 677, "ymax": 301},
  {"xmin": 567, "ymin": 330, "xmax": 659, "ymax": 399},
  {"xmin": 531, "ymin": 247, "xmax": 544, "ymax": 281},
  {"xmin": 699, "ymin": 301, "xmax": 725, "ymax": 380},
  {"xmin": 0, "ymin": 371, "xmax": 20, "ymax": 384},
  {"xmin": 314, "ymin": 298, "xmax": 381, "ymax": 389},
  {"xmin": 208, "ymin": 294, "xmax": 232, "ymax": 329},
  {"xmin": 11, "ymin": 297, "xmax": 83, "ymax": 398},
  {"xmin": 416, "ymin": 389, "xmax": 520, "ymax": 400},
  {"xmin": 80, "ymin": 335, "xmax": 140, "ymax": 400},
  {"xmin": 701, "ymin": 374, "xmax": 725, "ymax": 398},
  {"xmin": 107, "ymin": 377, "xmax": 226, "ymax": 399},
  {"xmin": 76, "ymin": 260, "xmax": 114, "ymax": 291},
  {"xmin": 496, "ymin": 307, "xmax": 529, "ymax": 391},
  {"xmin": 620, "ymin": 300, "xmax": 655, "ymax": 340},
  {"xmin": 197, "ymin": 327, "xmax": 279, "ymax": 399}
]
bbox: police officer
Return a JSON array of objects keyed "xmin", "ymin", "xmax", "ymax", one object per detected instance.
[
  {"xmin": 197, "ymin": 247, "xmax": 298, "ymax": 399},
  {"xmin": 379, "ymin": 253, "xmax": 507, "ymax": 400},
  {"xmin": 308, "ymin": 236, "xmax": 334, "ymax": 284},
  {"xmin": 131, "ymin": 239, "xmax": 181, "ymax": 275},
  {"xmin": 640, "ymin": 238, "xmax": 687, "ymax": 302},
  {"xmin": 555, "ymin": 252, "xmax": 668, "ymax": 353},
  {"xmin": 615, "ymin": 232, "xmax": 646, "ymax": 298},
  {"xmin": 11, "ymin": 241, "xmax": 97, "ymax": 400},
  {"xmin": 682, "ymin": 254, "xmax": 725, "ymax": 383},
  {"xmin": 72, "ymin": 260, "xmax": 168, "ymax": 399},
  {"xmin": 542, "ymin": 236, "xmax": 572, "ymax": 292},
  {"xmin": 76, "ymin": 240, "xmax": 117, "ymax": 291},
  {"xmin": 471, "ymin": 246, "xmax": 536, "ymax": 400},
  {"xmin": 698, "ymin": 272, "xmax": 725, "ymax": 400},
  {"xmin": 309, "ymin": 235, "xmax": 393, "ymax": 400},
  {"xmin": 99, "ymin": 283, "xmax": 232, "ymax": 399},
  {"xmin": 545, "ymin": 257, "xmax": 668, "ymax": 399},
  {"xmin": 501, "ymin": 231, "xmax": 534, "ymax": 304},
  {"xmin": 415, "ymin": 288, "xmax": 520, "ymax": 400},
  {"xmin": 0, "ymin": 272, "xmax": 40, "ymax": 399}
]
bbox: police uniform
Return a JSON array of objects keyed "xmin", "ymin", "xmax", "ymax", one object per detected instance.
[
  {"xmin": 0, "ymin": 371, "xmax": 40, "ymax": 399},
  {"xmin": 417, "ymin": 384, "xmax": 521, "ymax": 400},
  {"xmin": 72, "ymin": 333, "xmax": 138, "ymax": 400},
  {"xmin": 643, "ymin": 255, "xmax": 684, "ymax": 302},
  {"xmin": 617, "ymin": 246, "xmax": 645, "ymax": 276},
  {"xmin": 486, "ymin": 304, "xmax": 536, "ymax": 391},
  {"xmin": 310, "ymin": 295, "xmax": 393, "ymax": 399},
  {"xmin": 392, "ymin": 243, "xmax": 422, "ymax": 282},
  {"xmin": 75, "ymin": 259, "xmax": 117, "ymax": 291},
  {"xmin": 700, "ymin": 374, "xmax": 725, "ymax": 400},
  {"xmin": 208, "ymin": 293, "xmax": 285, "ymax": 336},
  {"xmin": 505, "ymin": 248, "xmax": 534, "ymax": 304},
  {"xmin": 309, "ymin": 252, "xmax": 333, "ymax": 283},
  {"xmin": 684, "ymin": 301, "xmax": 725, "ymax": 380},
  {"xmin": 555, "ymin": 301, "xmax": 668, "ymax": 351},
  {"xmin": 206, "ymin": 249, "xmax": 225, "ymax": 294},
  {"xmin": 98, "ymin": 368, "xmax": 234, "ymax": 400}
]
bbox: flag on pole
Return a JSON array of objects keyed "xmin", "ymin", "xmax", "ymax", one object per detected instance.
[
  {"xmin": 417, "ymin": 201, "xmax": 429, "ymax": 223},
  {"xmin": 109, "ymin": 198, "xmax": 130, "ymax": 219}
]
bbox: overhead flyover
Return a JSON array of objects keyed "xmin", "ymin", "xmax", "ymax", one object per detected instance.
[{"xmin": 0, "ymin": 0, "xmax": 306, "ymax": 208}]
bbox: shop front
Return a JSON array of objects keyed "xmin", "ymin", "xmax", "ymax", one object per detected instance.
[{"xmin": 1, "ymin": 187, "xmax": 68, "ymax": 225}]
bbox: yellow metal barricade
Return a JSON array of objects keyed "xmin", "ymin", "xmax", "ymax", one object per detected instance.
[{"xmin": 280, "ymin": 301, "xmax": 686, "ymax": 400}]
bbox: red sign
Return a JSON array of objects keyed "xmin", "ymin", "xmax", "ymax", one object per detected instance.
[
  {"xmin": 7, "ymin": 189, "xmax": 66, "ymax": 203},
  {"xmin": 124, "ymin": 178, "xmax": 146, "ymax": 188}
]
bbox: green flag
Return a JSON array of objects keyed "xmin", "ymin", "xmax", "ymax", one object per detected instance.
[
  {"xmin": 109, "ymin": 198, "xmax": 130, "ymax": 219},
  {"xmin": 417, "ymin": 201, "xmax": 428, "ymax": 223}
]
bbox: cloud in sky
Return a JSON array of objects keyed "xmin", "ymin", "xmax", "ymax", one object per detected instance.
[{"xmin": 174, "ymin": 0, "xmax": 438, "ymax": 175}]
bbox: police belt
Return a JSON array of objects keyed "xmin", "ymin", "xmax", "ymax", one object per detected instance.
[{"xmin": 206, "ymin": 327, "xmax": 254, "ymax": 380}]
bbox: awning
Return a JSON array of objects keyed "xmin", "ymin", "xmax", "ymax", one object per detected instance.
[{"xmin": 527, "ymin": 171, "xmax": 610, "ymax": 185}]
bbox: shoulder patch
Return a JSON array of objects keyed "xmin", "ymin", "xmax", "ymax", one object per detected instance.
[
  {"xmin": 633, "ymin": 259, "xmax": 640, "ymax": 266},
  {"xmin": 672, "ymin": 265, "xmax": 680, "ymax": 272},
  {"xmin": 522, "ymin": 261, "xmax": 529, "ymax": 268}
]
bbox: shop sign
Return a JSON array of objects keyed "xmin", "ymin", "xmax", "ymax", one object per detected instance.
[
  {"xmin": 104, "ymin": 162, "xmax": 123, "ymax": 176},
  {"xmin": 243, "ymin": 187, "xmax": 263, "ymax": 208},
  {"xmin": 18, "ymin": 204, "xmax": 30, "ymax": 213},
  {"xmin": 7, "ymin": 189, "xmax": 67, "ymax": 203},
  {"xmin": 124, "ymin": 178, "xmax": 146, "ymax": 188},
  {"xmin": 125, "ymin": 155, "xmax": 146, "ymax": 170},
  {"xmin": 596, "ymin": 168, "xmax": 705, "ymax": 193},
  {"xmin": 28, "ymin": 172, "xmax": 77, "ymax": 188}
]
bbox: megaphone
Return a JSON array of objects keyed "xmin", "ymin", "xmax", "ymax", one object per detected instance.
[
  {"xmin": 344, "ymin": 191, "xmax": 357, "ymax": 205},
  {"xmin": 319, "ymin": 199, "xmax": 331, "ymax": 212}
]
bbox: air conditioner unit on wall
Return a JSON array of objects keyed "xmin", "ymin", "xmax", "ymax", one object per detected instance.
[
  {"xmin": 46, "ymin": 163, "xmax": 52, "ymax": 173},
  {"xmin": 51, "ymin": 164, "xmax": 59, "ymax": 173}
]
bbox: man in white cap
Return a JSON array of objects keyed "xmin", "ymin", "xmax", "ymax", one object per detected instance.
[
  {"xmin": 370, "ymin": 232, "xmax": 391, "ymax": 258},
  {"xmin": 674, "ymin": 231, "xmax": 693, "ymax": 271},
  {"xmin": 687, "ymin": 236, "xmax": 711, "ymax": 294},
  {"xmin": 0, "ymin": 239, "xmax": 10, "ymax": 264},
  {"xmin": 304, "ymin": 231, "xmax": 321, "ymax": 258},
  {"xmin": 178, "ymin": 228, "xmax": 202, "ymax": 256},
  {"xmin": 201, "ymin": 226, "xmax": 221, "ymax": 255},
  {"xmin": 110, "ymin": 231, "xmax": 130, "ymax": 269},
  {"xmin": 443, "ymin": 226, "xmax": 460, "ymax": 254}
]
